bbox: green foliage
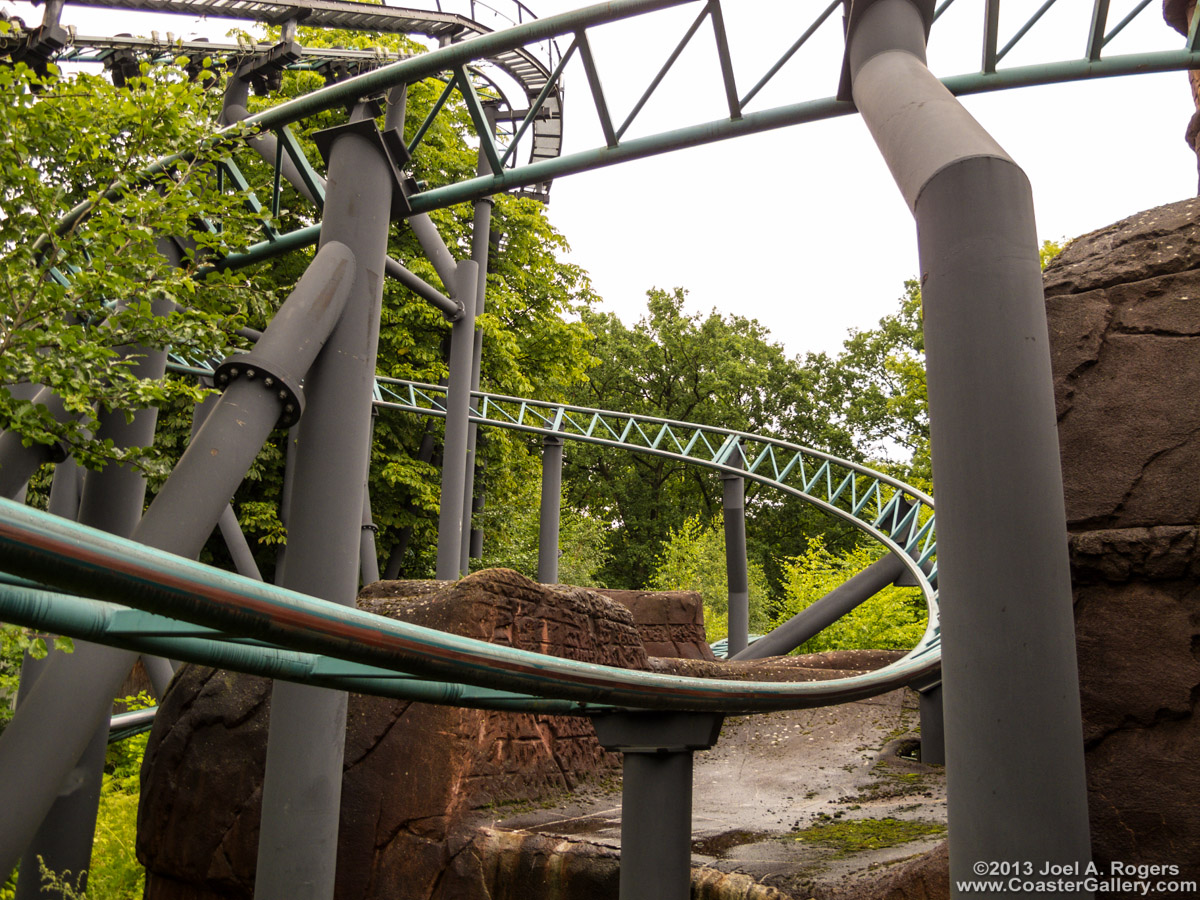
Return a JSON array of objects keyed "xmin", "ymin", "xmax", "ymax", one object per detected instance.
[
  {"xmin": 1040, "ymin": 238, "xmax": 1065, "ymax": 269},
  {"xmin": 792, "ymin": 816, "xmax": 945, "ymax": 857},
  {"xmin": 773, "ymin": 538, "xmax": 926, "ymax": 653},
  {"xmin": 646, "ymin": 515, "xmax": 770, "ymax": 641},
  {"xmin": 0, "ymin": 61, "xmax": 267, "ymax": 478},
  {"xmin": 805, "ymin": 239, "xmax": 1063, "ymax": 491},
  {"xmin": 806, "ymin": 280, "xmax": 929, "ymax": 486},
  {"xmin": 565, "ymin": 288, "xmax": 846, "ymax": 589},
  {"xmin": 474, "ymin": 460, "xmax": 610, "ymax": 587}
]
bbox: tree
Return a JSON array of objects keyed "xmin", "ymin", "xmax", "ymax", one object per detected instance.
[
  {"xmin": 0, "ymin": 57, "xmax": 266, "ymax": 476},
  {"xmin": 771, "ymin": 537, "xmax": 927, "ymax": 653},
  {"xmin": 646, "ymin": 515, "xmax": 770, "ymax": 641},
  {"xmin": 472, "ymin": 462, "xmax": 610, "ymax": 587},
  {"xmin": 563, "ymin": 287, "xmax": 849, "ymax": 588},
  {"xmin": 804, "ymin": 238, "xmax": 1064, "ymax": 491},
  {"xmin": 805, "ymin": 279, "xmax": 930, "ymax": 486}
]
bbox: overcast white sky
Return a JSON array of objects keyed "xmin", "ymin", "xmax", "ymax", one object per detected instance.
[{"xmin": 7, "ymin": 0, "xmax": 1197, "ymax": 357}]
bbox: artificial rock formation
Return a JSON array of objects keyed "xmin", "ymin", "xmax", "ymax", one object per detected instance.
[
  {"xmin": 137, "ymin": 569, "xmax": 647, "ymax": 900},
  {"xmin": 1045, "ymin": 199, "xmax": 1200, "ymax": 884},
  {"xmin": 594, "ymin": 588, "xmax": 717, "ymax": 660}
]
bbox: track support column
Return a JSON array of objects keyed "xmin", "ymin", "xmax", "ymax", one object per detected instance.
[
  {"xmin": 592, "ymin": 713, "xmax": 723, "ymax": 900},
  {"xmin": 252, "ymin": 108, "xmax": 398, "ymax": 900},
  {"xmin": 460, "ymin": 111, "xmax": 497, "ymax": 573},
  {"xmin": 436, "ymin": 260, "xmax": 479, "ymax": 579},
  {"xmin": 721, "ymin": 444, "xmax": 749, "ymax": 657},
  {"xmin": 917, "ymin": 681, "xmax": 945, "ymax": 765},
  {"xmin": 845, "ymin": 0, "xmax": 1092, "ymax": 891},
  {"xmin": 537, "ymin": 434, "xmax": 564, "ymax": 583}
]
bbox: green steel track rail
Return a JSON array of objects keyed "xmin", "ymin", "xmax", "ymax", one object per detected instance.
[
  {"xmin": 374, "ymin": 377, "xmax": 939, "ymax": 591},
  {"xmin": 0, "ymin": 366, "xmax": 940, "ymax": 715},
  {"xmin": 4, "ymin": 0, "xmax": 1184, "ymax": 714},
  {"xmin": 0, "ymin": 495, "xmax": 940, "ymax": 715},
  {"xmin": 22, "ymin": 0, "xmax": 1198, "ymax": 277},
  {"xmin": 16, "ymin": 0, "xmax": 1198, "ymax": 277}
]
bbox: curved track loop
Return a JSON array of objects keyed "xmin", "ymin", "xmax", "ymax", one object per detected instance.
[
  {"xmin": 0, "ymin": 371, "xmax": 941, "ymax": 714},
  {"xmin": 376, "ymin": 377, "xmax": 939, "ymax": 592},
  {"xmin": 8, "ymin": 0, "xmax": 1176, "ymax": 714},
  {"xmin": 0, "ymin": 493, "xmax": 940, "ymax": 714},
  {"xmin": 24, "ymin": 0, "xmax": 1200, "ymax": 276}
]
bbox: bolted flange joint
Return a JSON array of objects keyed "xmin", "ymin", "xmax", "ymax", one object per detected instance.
[{"xmin": 214, "ymin": 353, "xmax": 305, "ymax": 428}]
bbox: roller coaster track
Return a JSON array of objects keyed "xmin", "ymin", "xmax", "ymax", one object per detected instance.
[
  {"xmin": 374, "ymin": 377, "xmax": 939, "ymax": 589},
  {"xmin": 0, "ymin": 0, "xmax": 1189, "ymax": 713},
  {"xmin": 0, "ymin": 0, "xmax": 1166, "ymax": 887},
  {"xmin": 10, "ymin": 0, "xmax": 1199, "ymax": 272},
  {"xmin": 0, "ymin": 369, "xmax": 941, "ymax": 713},
  {"xmin": 4, "ymin": 0, "xmax": 565, "ymax": 199}
]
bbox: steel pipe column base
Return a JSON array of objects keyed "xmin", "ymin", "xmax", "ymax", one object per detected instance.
[
  {"xmin": 537, "ymin": 435, "xmax": 564, "ymax": 584},
  {"xmin": 592, "ymin": 713, "xmax": 723, "ymax": 900},
  {"xmin": 917, "ymin": 682, "xmax": 944, "ymax": 766},
  {"xmin": 721, "ymin": 469, "xmax": 749, "ymax": 658}
]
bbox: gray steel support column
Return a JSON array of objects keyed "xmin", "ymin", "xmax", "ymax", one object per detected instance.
[
  {"xmin": 720, "ymin": 447, "xmax": 749, "ymax": 657},
  {"xmin": 2, "ymin": 307, "xmax": 171, "ymax": 883},
  {"xmin": 12, "ymin": 486, "xmax": 104, "ymax": 899},
  {"xmin": 223, "ymin": 102, "xmax": 460, "ymax": 322},
  {"xmin": 140, "ymin": 654, "xmax": 176, "ymax": 698},
  {"xmin": 731, "ymin": 552, "xmax": 907, "ymax": 661},
  {"xmin": 253, "ymin": 119, "xmax": 394, "ymax": 900},
  {"xmin": 592, "ymin": 713, "xmax": 723, "ymax": 900},
  {"xmin": 0, "ymin": 388, "xmax": 73, "ymax": 500},
  {"xmin": 918, "ymin": 682, "xmax": 945, "ymax": 765},
  {"xmin": 46, "ymin": 458, "xmax": 81, "ymax": 520},
  {"xmin": 459, "ymin": 122, "xmax": 496, "ymax": 573},
  {"xmin": 218, "ymin": 505, "xmax": 264, "ymax": 582},
  {"xmin": 132, "ymin": 242, "xmax": 355, "ymax": 559},
  {"xmin": 360, "ymin": 423, "xmax": 380, "ymax": 586},
  {"xmin": 435, "ymin": 261, "xmax": 479, "ymax": 580},
  {"xmin": 274, "ymin": 424, "xmax": 299, "ymax": 578},
  {"xmin": 847, "ymin": 0, "xmax": 1092, "ymax": 888},
  {"xmin": 408, "ymin": 214, "xmax": 459, "ymax": 291},
  {"xmin": 537, "ymin": 435, "xmax": 564, "ymax": 584},
  {"xmin": 13, "ymin": 711, "xmax": 106, "ymax": 900},
  {"xmin": 360, "ymin": 492, "xmax": 380, "ymax": 585}
]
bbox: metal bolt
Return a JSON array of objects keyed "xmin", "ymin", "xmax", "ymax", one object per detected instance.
[
  {"xmin": 245, "ymin": 368, "xmax": 256, "ymax": 379},
  {"xmin": 263, "ymin": 377, "xmax": 274, "ymax": 388},
  {"xmin": 278, "ymin": 390, "xmax": 288, "ymax": 401}
]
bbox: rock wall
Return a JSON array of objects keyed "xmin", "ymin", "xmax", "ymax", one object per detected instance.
[
  {"xmin": 137, "ymin": 569, "xmax": 647, "ymax": 900},
  {"xmin": 1045, "ymin": 199, "xmax": 1200, "ymax": 884},
  {"xmin": 593, "ymin": 588, "xmax": 716, "ymax": 660}
]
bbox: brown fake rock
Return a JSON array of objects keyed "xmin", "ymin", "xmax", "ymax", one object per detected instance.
[
  {"xmin": 439, "ymin": 829, "xmax": 789, "ymax": 900},
  {"xmin": 1045, "ymin": 200, "xmax": 1200, "ymax": 530},
  {"xmin": 1045, "ymin": 198, "xmax": 1200, "ymax": 886},
  {"xmin": 650, "ymin": 649, "xmax": 906, "ymax": 682},
  {"xmin": 593, "ymin": 588, "xmax": 717, "ymax": 659},
  {"xmin": 138, "ymin": 569, "xmax": 647, "ymax": 900},
  {"xmin": 810, "ymin": 842, "xmax": 950, "ymax": 900}
]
